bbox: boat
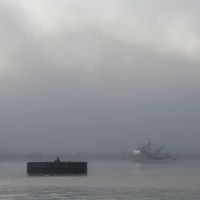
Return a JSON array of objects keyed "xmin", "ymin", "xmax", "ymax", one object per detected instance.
[
  {"xmin": 132, "ymin": 141, "xmax": 176, "ymax": 163},
  {"xmin": 27, "ymin": 157, "xmax": 87, "ymax": 175}
]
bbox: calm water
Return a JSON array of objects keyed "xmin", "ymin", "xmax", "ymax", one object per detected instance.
[{"xmin": 0, "ymin": 160, "xmax": 200, "ymax": 199}]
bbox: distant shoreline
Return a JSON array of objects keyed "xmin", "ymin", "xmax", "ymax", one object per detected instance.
[{"xmin": 0, "ymin": 152, "xmax": 200, "ymax": 161}]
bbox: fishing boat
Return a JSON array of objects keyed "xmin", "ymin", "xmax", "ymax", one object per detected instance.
[{"xmin": 132, "ymin": 141, "xmax": 176, "ymax": 163}]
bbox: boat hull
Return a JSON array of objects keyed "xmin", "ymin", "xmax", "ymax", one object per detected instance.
[{"xmin": 27, "ymin": 162, "xmax": 87, "ymax": 175}]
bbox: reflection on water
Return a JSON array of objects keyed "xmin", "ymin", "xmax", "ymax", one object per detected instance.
[{"xmin": 0, "ymin": 160, "xmax": 200, "ymax": 199}]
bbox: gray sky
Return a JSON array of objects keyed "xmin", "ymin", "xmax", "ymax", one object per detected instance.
[{"xmin": 0, "ymin": 0, "xmax": 200, "ymax": 153}]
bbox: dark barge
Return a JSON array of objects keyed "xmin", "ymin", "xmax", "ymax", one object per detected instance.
[{"xmin": 27, "ymin": 160, "xmax": 87, "ymax": 175}]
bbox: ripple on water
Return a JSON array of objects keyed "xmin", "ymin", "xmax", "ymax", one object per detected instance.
[{"xmin": 0, "ymin": 187, "xmax": 200, "ymax": 200}]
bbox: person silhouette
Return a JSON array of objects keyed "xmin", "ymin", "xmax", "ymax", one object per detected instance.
[{"xmin": 55, "ymin": 157, "xmax": 61, "ymax": 162}]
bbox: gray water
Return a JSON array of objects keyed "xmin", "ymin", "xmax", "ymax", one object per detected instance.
[{"xmin": 0, "ymin": 160, "xmax": 200, "ymax": 199}]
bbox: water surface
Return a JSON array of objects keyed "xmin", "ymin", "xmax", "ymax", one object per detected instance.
[{"xmin": 0, "ymin": 160, "xmax": 200, "ymax": 199}]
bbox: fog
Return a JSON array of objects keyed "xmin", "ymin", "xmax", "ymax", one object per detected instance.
[{"xmin": 0, "ymin": 0, "xmax": 199, "ymax": 154}]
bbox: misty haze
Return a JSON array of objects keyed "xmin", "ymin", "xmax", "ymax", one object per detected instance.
[
  {"xmin": 0, "ymin": 1, "xmax": 200, "ymax": 199},
  {"xmin": 0, "ymin": 0, "xmax": 199, "ymax": 155}
]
